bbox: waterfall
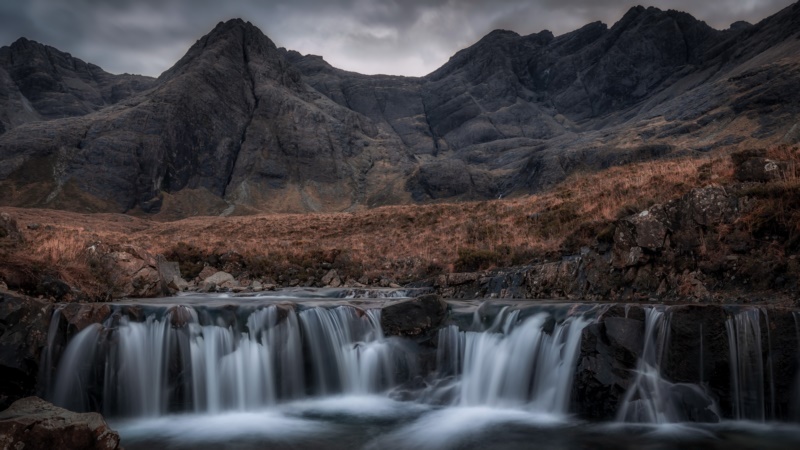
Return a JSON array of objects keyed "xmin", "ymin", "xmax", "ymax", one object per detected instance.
[
  {"xmin": 727, "ymin": 307, "xmax": 777, "ymax": 421},
  {"xmin": 435, "ymin": 310, "xmax": 590, "ymax": 413},
  {"xmin": 47, "ymin": 305, "xmax": 402, "ymax": 417},
  {"xmin": 617, "ymin": 308, "xmax": 718, "ymax": 424}
]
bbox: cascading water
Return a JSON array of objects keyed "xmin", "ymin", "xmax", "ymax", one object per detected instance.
[
  {"xmin": 726, "ymin": 307, "xmax": 777, "ymax": 421},
  {"xmin": 617, "ymin": 307, "xmax": 719, "ymax": 424},
  {"xmin": 47, "ymin": 305, "xmax": 405, "ymax": 416},
  {"xmin": 435, "ymin": 308, "xmax": 590, "ymax": 413},
  {"xmin": 37, "ymin": 297, "xmax": 800, "ymax": 450}
]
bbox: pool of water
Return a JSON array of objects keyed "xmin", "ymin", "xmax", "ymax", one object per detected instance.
[{"xmin": 113, "ymin": 395, "xmax": 800, "ymax": 450}]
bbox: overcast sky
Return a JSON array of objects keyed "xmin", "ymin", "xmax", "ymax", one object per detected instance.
[{"xmin": 0, "ymin": 0, "xmax": 795, "ymax": 77}]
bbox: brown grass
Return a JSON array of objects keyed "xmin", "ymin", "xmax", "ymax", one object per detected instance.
[{"xmin": 2, "ymin": 146, "xmax": 796, "ymax": 298}]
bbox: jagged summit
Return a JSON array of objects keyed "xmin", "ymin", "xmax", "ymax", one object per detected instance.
[{"xmin": 0, "ymin": 3, "xmax": 799, "ymax": 216}]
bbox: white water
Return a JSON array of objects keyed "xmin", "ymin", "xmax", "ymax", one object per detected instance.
[
  {"xmin": 617, "ymin": 308, "xmax": 718, "ymax": 424},
  {"xmin": 50, "ymin": 305, "xmax": 403, "ymax": 416},
  {"xmin": 436, "ymin": 309, "xmax": 590, "ymax": 413},
  {"xmin": 726, "ymin": 307, "xmax": 780, "ymax": 422},
  {"xmin": 43, "ymin": 298, "xmax": 800, "ymax": 450}
]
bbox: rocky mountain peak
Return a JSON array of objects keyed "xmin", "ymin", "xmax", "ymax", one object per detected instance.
[{"xmin": 158, "ymin": 17, "xmax": 300, "ymax": 91}]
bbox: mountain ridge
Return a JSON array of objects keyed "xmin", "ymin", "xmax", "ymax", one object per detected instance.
[{"xmin": 1, "ymin": 3, "xmax": 799, "ymax": 216}]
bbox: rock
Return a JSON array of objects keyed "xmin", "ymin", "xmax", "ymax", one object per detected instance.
[
  {"xmin": 60, "ymin": 303, "xmax": 112, "ymax": 333},
  {"xmin": 167, "ymin": 305, "xmax": 194, "ymax": 328},
  {"xmin": 380, "ymin": 294, "xmax": 448, "ymax": 339},
  {"xmin": 203, "ymin": 271, "xmax": 235, "ymax": 288},
  {"xmin": 321, "ymin": 269, "xmax": 341, "ymax": 287},
  {"xmin": 732, "ymin": 149, "xmax": 789, "ymax": 182},
  {"xmin": 0, "ymin": 292, "xmax": 51, "ymax": 410},
  {"xmin": 156, "ymin": 255, "xmax": 185, "ymax": 293},
  {"xmin": 106, "ymin": 251, "xmax": 167, "ymax": 298},
  {"xmin": 33, "ymin": 276, "xmax": 72, "ymax": 301},
  {"xmin": 0, "ymin": 213, "xmax": 22, "ymax": 243},
  {"xmin": 0, "ymin": 280, "xmax": 7, "ymax": 290},
  {"xmin": 168, "ymin": 275, "xmax": 189, "ymax": 292},
  {"xmin": 197, "ymin": 266, "xmax": 218, "ymax": 281},
  {"xmin": 0, "ymin": 397, "xmax": 122, "ymax": 450},
  {"xmin": 571, "ymin": 306, "xmax": 646, "ymax": 420},
  {"xmin": 26, "ymin": 223, "xmax": 40, "ymax": 230},
  {"xmin": 251, "ymin": 280, "xmax": 263, "ymax": 291}
]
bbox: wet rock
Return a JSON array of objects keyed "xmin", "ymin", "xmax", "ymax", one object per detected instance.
[
  {"xmin": 0, "ymin": 397, "xmax": 122, "ymax": 450},
  {"xmin": 167, "ymin": 305, "xmax": 194, "ymax": 328},
  {"xmin": 60, "ymin": 303, "xmax": 112, "ymax": 333},
  {"xmin": 381, "ymin": 294, "xmax": 448, "ymax": 339},
  {"xmin": 571, "ymin": 307, "xmax": 645, "ymax": 420},
  {"xmin": 0, "ymin": 292, "xmax": 51, "ymax": 410}
]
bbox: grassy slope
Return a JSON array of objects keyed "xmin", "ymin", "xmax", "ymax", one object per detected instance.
[{"xmin": 1, "ymin": 146, "xmax": 798, "ymax": 300}]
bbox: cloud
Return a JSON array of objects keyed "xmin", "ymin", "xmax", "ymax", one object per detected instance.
[{"xmin": 0, "ymin": 0, "xmax": 795, "ymax": 77}]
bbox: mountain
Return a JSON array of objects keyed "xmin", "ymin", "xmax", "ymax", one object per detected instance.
[
  {"xmin": 0, "ymin": 38, "xmax": 154, "ymax": 131},
  {"xmin": 1, "ymin": 3, "xmax": 799, "ymax": 216}
]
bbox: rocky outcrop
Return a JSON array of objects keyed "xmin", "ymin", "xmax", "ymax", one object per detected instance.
[
  {"xmin": 434, "ymin": 184, "xmax": 798, "ymax": 302},
  {"xmin": 380, "ymin": 294, "xmax": 448, "ymax": 339},
  {"xmin": 102, "ymin": 247, "xmax": 169, "ymax": 298},
  {"xmin": 0, "ymin": 292, "xmax": 50, "ymax": 410},
  {"xmin": 0, "ymin": 38, "xmax": 154, "ymax": 126},
  {"xmin": 1, "ymin": 4, "xmax": 799, "ymax": 215},
  {"xmin": 0, "ymin": 397, "xmax": 121, "ymax": 450}
]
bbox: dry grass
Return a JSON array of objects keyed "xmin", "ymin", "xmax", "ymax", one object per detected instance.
[{"xmin": 2, "ymin": 146, "xmax": 796, "ymax": 298}]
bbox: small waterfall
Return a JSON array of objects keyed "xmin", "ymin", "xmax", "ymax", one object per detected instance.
[
  {"xmin": 617, "ymin": 308, "xmax": 718, "ymax": 424},
  {"xmin": 47, "ymin": 305, "xmax": 402, "ymax": 417},
  {"xmin": 727, "ymin": 307, "xmax": 777, "ymax": 421},
  {"xmin": 436, "ymin": 310, "xmax": 590, "ymax": 413}
]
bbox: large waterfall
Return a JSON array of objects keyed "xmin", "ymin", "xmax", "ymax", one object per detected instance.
[{"xmin": 38, "ymin": 296, "xmax": 800, "ymax": 450}]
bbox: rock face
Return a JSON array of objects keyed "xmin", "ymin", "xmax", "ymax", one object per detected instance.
[
  {"xmin": 0, "ymin": 38, "xmax": 154, "ymax": 130},
  {"xmin": 0, "ymin": 292, "xmax": 50, "ymax": 410},
  {"xmin": 0, "ymin": 397, "xmax": 122, "ymax": 450},
  {"xmin": 571, "ymin": 304, "xmax": 800, "ymax": 421},
  {"xmin": 0, "ymin": 4, "xmax": 799, "ymax": 215},
  {"xmin": 438, "ymin": 183, "xmax": 800, "ymax": 304},
  {"xmin": 380, "ymin": 294, "xmax": 448, "ymax": 338}
]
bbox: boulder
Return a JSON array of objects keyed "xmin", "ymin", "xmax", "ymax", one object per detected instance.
[
  {"xmin": 380, "ymin": 294, "xmax": 448, "ymax": 339},
  {"xmin": 157, "ymin": 255, "xmax": 186, "ymax": 293},
  {"xmin": 0, "ymin": 292, "xmax": 51, "ymax": 410},
  {"xmin": 571, "ymin": 305, "xmax": 645, "ymax": 420},
  {"xmin": 197, "ymin": 265, "xmax": 218, "ymax": 281},
  {"xmin": 203, "ymin": 271, "xmax": 236, "ymax": 290},
  {"xmin": 0, "ymin": 397, "xmax": 122, "ymax": 450},
  {"xmin": 0, "ymin": 213, "xmax": 23, "ymax": 244},
  {"xmin": 105, "ymin": 249, "xmax": 168, "ymax": 298},
  {"xmin": 321, "ymin": 269, "xmax": 341, "ymax": 287},
  {"xmin": 734, "ymin": 155, "xmax": 788, "ymax": 182}
]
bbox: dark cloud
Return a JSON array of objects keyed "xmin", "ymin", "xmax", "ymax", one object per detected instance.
[{"xmin": 0, "ymin": 0, "xmax": 795, "ymax": 77}]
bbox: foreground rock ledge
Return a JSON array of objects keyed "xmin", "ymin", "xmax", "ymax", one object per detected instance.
[{"xmin": 0, "ymin": 397, "xmax": 122, "ymax": 450}]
